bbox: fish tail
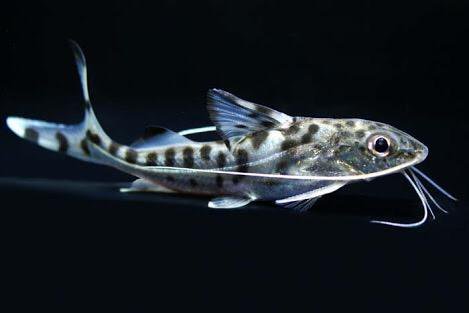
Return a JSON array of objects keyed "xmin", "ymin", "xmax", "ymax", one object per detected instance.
[{"xmin": 6, "ymin": 40, "xmax": 112, "ymax": 164}]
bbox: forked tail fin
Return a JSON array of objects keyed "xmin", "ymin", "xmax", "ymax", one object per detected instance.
[{"xmin": 6, "ymin": 40, "xmax": 111, "ymax": 164}]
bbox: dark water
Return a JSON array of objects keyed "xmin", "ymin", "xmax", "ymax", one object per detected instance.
[
  {"xmin": 1, "ymin": 174, "xmax": 468, "ymax": 312},
  {"xmin": 2, "ymin": 0, "xmax": 469, "ymax": 311}
]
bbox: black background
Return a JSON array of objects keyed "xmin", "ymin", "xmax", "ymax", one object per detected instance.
[{"xmin": 2, "ymin": 1, "xmax": 469, "ymax": 312}]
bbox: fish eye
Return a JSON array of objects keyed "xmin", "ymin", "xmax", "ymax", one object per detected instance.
[{"xmin": 367, "ymin": 135, "xmax": 391, "ymax": 157}]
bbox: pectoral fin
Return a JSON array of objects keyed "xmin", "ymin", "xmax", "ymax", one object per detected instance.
[
  {"xmin": 120, "ymin": 178, "xmax": 175, "ymax": 193},
  {"xmin": 208, "ymin": 195, "xmax": 254, "ymax": 209},
  {"xmin": 275, "ymin": 182, "xmax": 347, "ymax": 212}
]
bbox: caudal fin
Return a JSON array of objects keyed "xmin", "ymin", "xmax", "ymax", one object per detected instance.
[{"xmin": 6, "ymin": 40, "xmax": 111, "ymax": 164}]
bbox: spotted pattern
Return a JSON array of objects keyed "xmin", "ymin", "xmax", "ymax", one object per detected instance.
[
  {"xmin": 355, "ymin": 130, "xmax": 366, "ymax": 139},
  {"xmin": 216, "ymin": 152, "xmax": 226, "ymax": 168},
  {"xmin": 183, "ymin": 147, "xmax": 195, "ymax": 168},
  {"xmin": 250, "ymin": 130, "xmax": 269, "ymax": 149},
  {"xmin": 200, "ymin": 145, "xmax": 212, "ymax": 161},
  {"xmin": 334, "ymin": 123, "xmax": 343, "ymax": 129},
  {"xmin": 80, "ymin": 139, "xmax": 90, "ymax": 155},
  {"xmin": 24, "ymin": 128, "xmax": 39, "ymax": 143},
  {"xmin": 339, "ymin": 130, "xmax": 353, "ymax": 139},
  {"xmin": 301, "ymin": 133, "xmax": 312, "ymax": 144},
  {"xmin": 309, "ymin": 124, "xmax": 319, "ymax": 134},
  {"xmin": 281, "ymin": 139, "xmax": 297, "ymax": 151},
  {"xmin": 165, "ymin": 148, "xmax": 176, "ymax": 166},
  {"xmin": 275, "ymin": 159, "xmax": 290, "ymax": 174},
  {"xmin": 108, "ymin": 142, "xmax": 121, "ymax": 156},
  {"xmin": 86, "ymin": 130, "xmax": 101, "ymax": 146},
  {"xmin": 55, "ymin": 132, "xmax": 68, "ymax": 153},
  {"xmin": 233, "ymin": 149, "xmax": 249, "ymax": 184},
  {"xmin": 346, "ymin": 120, "xmax": 355, "ymax": 127},
  {"xmin": 125, "ymin": 149, "xmax": 138, "ymax": 164},
  {"xmin": 146, "ymin": 152, "xmax": 157, "ymax": 165}
]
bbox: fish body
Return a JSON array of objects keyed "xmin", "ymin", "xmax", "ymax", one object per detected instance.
[{"xmin": 7, "ymin": 42, "xmax": 456, "ymax": 226}]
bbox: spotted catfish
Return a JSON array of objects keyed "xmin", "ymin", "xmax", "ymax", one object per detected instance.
[{"xmin": 7, "ymin": 42, "xmax": 457, "ymax": 227}]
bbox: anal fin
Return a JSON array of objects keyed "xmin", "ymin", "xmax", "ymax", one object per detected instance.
[
  {"xmin": 208, "ymin": 196, "xmax": 254, "ymax": 209},
  {"xmin": 277, "ymin": 197, "xmax": 319, "ymax": 212}
]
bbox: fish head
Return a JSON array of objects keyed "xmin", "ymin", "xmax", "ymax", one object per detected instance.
[{"xmin": 325, "ymin": 119, "xmax": 428, "ymax": 177}]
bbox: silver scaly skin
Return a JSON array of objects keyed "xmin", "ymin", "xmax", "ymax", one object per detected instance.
[{"xmin": 6, "ymin": 41, "xmax": 456, "ymax": 227}]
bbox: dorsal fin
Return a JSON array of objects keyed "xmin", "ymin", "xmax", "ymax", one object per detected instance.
[
  {"xmin": 207, "ymin": 89, "xmax": 293, "ymax": 146},
  {"xmin": 130, "ymin": 126, "xmax": 193, "ymax": 149}
]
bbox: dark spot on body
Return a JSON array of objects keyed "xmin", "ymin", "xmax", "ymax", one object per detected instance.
[
  {"xmin": 355, "ymin": 130, "xmax": 366, "ymax": 139},
  {"xmin": 108, "ymin": 142, "xmax": 121, "ymax": 156},
  {"xmin": 301, "ymin": 133, "xmax": 312, "ymax": 144},
  {"xmin": 276, "ymin": 160, "xmax": 290, "ymax": 174},
  {"xmin": 236, "ymin": 124, "xmax": 247, "ymax": 129},
  {"xmin": 322, "ymin": 119, "xmax": 331, "ymax": 124},
  {"xmin": 200, "ymin": 145, "xmax": 212, "ymax": 161},
  {"xmin": 125, "ymin": 149, "xmax": 138, "ymax": 164},
  {"xmin": 55, "ymin": 132, "xmax": 68, "ymax": 153},
  {"xmin": 80, "ymin": 139, "xmax": 90, "ymax": 155},
  {"xmin": 281, "ymin": 139, "xmax": 297, "ymax": 151},
  {"xmin": 368, "ymin": 125, "xmax": 377, "ymax": 131},
  {"xmin": 236, "ymin": 149, "xmax": 249, "ymax": 165},
  {"xmin": 86, "ymin": 130, "xmax": 101, "ymax": 146},
  {"xmin": 248, "ymin": 112, "xmax": 260, "ymax": 119},
  {"xmin": 183, "ymin": 147, "xmax": 194, "ymax": 168},
  {"xmin": 250, "ymin": 130, "xmax": 269, "ymax": 149},
  {"xmin": 24, "ymin": 128, "xmax": 39, "ymax": 143},
  {"xmin": 216, "ymin": 175, "xmax": 223, "ymax": 188},
  {"xmin": 308, "ymin": 124, "xmax": 319, "ymax": 134},
  {"xmin": 346, "ymin": 120, "xmax": 355, "ymax": 127},
  {"xmin": 146, "ymin": 152, "xmax": 157, "ymax": 165},
  {"xmin": 237, "ymin": 164, "xmax": 249, "ymax": 173},
  {"xmin": 189, "ymin": 179, "xmax": 198, "ymax": 187},
  {"xmin": 233, "ymin": 149, "xmax": 249, "ymax": 184},
  {"xmin": 165, "ymin": 148, "xmax": 176, "ymax": 166},
  {"xmin": 217, "ymin": 152, "xmax": 226, "ymax": 168},
  {"xmin": 339, "ymin": 131, "xmax": 353, "ymax": 138},
  {"xmin": 284, "ymin": 124, "xmax": 300, "ymax": 135},
  {"xmin": 334, "ymin": 123, "xmax": 343, "ymax": 129}
]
